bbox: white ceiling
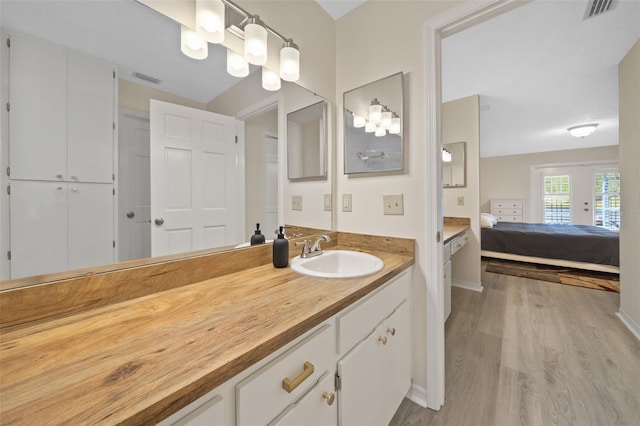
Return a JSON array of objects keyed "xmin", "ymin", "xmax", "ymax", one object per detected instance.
[
  {"xmin": 442, "ymin": 0, "xmax": 640, "ymax": 158},
  {"xmin": 315, "ymin": 0, "xmax": 367, "ymax": 20}
]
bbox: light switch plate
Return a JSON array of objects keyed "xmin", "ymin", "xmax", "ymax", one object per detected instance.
[
  {"xmin": 342, "ymin": 194, "xmax": 352, "ymax": 212},
  {"xmin": 457, "ymin": 196, "xmax": 464, "ymax": 206},
  {"xmin": 324, "ymin": 194, "xmax": 332, "ymax": 211},
  {"xmin": 383, "ymin": 194, "xmax": 404, "ymax": 215},
  {"xmin": 292, "ymin": 195, "xmax": 303, "ymax": 211}
]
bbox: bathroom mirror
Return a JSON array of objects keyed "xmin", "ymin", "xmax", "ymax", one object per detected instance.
[
  {"xmin": 343, "ymin": 72, "xmax": 404, "ymax": 174},
  {"xmin": 287, "ymin": 101, "xmax": 328, "ymax": 180},
  {"xmin": 442, "ymin": 141, "xmax": 466, "ymax": 188},
  {"xmin": 0, "ymin": 0, "xmax": 332, "ymax": 285}
]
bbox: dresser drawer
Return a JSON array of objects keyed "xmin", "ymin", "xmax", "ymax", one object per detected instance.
[
  {"xmin": 236, "ymin": 324, "xmax": 334, "ymax": 426},
  {"xmin": 492, "ymin": 208, "xmax": 523, "ymax": 216},
  {"xmin": 496, "ymin": 215, "xmax": 523, "ymax": 222},
  {"xmin": 450, "ymin": 231, "xmax": 469, "ymax": 256},
  {"xmin": 491, "ymin": 200, "xmax": 524, "ymax": 209}
]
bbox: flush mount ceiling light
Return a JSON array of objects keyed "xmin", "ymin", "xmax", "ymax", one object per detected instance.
[
  {"xmin": 568, "ymin": 123, "xmax": 599, "ymax": 138},
  {"xmin": 180, "ymin": 25, "xmax": 208, "ymax": 60},
  {"xmin": 196, "ymin": 0, "xmax": 225, "ymax": 43}
]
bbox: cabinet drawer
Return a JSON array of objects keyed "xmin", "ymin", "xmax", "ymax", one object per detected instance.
[
  {"xmin": 269, "ymin": 372, "xmax": 337, "ymax": 426},
  {"xmin": 496, "ymin": 215, "xmax": 522, "ymax": 222},
  {"xmin": 236, "ymin": 324, "xmax": 334, "ymax": 426},
  {"xmin": 492, "ymin": 208, "xmax": 523, "ymax": 216},
  {"xmin": 491, "ymin": 201, "xmax": 523, "ymax": 209},
  {"xmin": 171, "ymin": 395, "xmax": 224, "ymax": 426},
  {"xmin": 450, "ymin": 231, "xmax": 469, "ymax": 256},
  {"xmin": 336, "ymin": 270, "xmax": 410, "ymax": 354}
]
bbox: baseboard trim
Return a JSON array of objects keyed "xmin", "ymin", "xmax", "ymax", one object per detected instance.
[
  {"xmin": 452, "ymin": 279, "xmax": 483, "ymax": 293},
  {"xmin": 617, "ymin": 308, "xmax": 640, "ymax": 342},
  {"xmin": 406, "ymin": 383, "xmax": 428, "ymax": 408}
]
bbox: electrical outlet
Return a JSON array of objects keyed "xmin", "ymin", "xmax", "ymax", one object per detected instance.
[
  {"xmin": 324, "ymin": 194, "xmax": 332, "ymax": 211},
  {"xmin": 457, "ymin": 196, "xmax": 464, "ymax": 206},
  {"xmin": 383, "ymin": 194, "xmax": 404, "ymax": 215},
  {"xmin": 342, "ymin": 194, "xmax": 352, "ymax": 212},
  {"xmin": 292, "ymin": 195, "xmax": 303, "ymax": 211}
]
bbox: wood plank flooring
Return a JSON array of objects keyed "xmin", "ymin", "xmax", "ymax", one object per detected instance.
[{"xmin": 390, "ymin": 262, "xmax": 640, "ymax": 426}]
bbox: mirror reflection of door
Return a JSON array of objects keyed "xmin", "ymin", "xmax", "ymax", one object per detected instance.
[{"xmin": 263, "ymin": 134, "xmax": 279, "ymax": 238}]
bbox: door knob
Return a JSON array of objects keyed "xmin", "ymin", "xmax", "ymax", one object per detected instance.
[
  {"xmin": 387, "ymin": 327, "xmax": 396, "ymax": 336},
  {"xmin": 154, "ymin": 218, "xmax": 164, "ymax": 226},
  {"xmin": 126, "ymin": 211, "xmax": 135, "ymax": 219}
]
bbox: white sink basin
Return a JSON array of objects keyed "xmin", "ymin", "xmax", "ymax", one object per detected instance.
[{"xmin": 290, "ymin": 250, "xmax": 384, "ymax": 278}]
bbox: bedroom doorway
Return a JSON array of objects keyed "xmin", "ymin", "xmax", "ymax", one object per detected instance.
[{"xmin": 531, "ymin": 161, "xmax": 620, "ymax": 230}]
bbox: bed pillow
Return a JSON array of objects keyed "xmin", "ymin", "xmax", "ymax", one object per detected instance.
[{"xmin": 480, "ymin": 213, "xmax": 497, "ymax": 228}]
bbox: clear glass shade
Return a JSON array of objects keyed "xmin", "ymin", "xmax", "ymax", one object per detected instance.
[
  {"xmin": 262, "ymin": 68, "xmax": 281, "ymax": 91},
  {"xmin": 196, "ymin": 0, "xmax": 225, "ymax": 43},
  {"xmin": 227, "ymin": 49, "xmax": 249, "ymax": 77},
  {"xmin": 280, "ymin": 46, "xmax": 300, "ymax": 82},
  {"xmin": 180, "ymin": 25, "xmax": 208, "ymax": 60},
  {"xmin": 244, "ymin": 22, "xmax": 268, "ymax": 65}
]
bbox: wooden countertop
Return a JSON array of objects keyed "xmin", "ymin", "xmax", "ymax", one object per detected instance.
[
  {"xmin": 0, "ymin": 244, "xmax": 413, "ymax": 425},
  {"xmin": 443, "ymin": 217, "xmax": 470, "ymax": 244}
]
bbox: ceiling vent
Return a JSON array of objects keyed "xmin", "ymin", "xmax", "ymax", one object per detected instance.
[
  {"xmin": 132, "ymin": 72, "xmax": 161, "ymax": 85},
  {"xmin": 584, "ymin": 0, "xmax": 616, "ymax": 19}
]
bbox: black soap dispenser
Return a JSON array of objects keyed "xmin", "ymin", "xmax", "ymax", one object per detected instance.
[
  {"xmin": 250, "ymin": 223, "xmax": 266, "ymax": 246},
  {"xmin": 272, "ymin": 226, "xmax": 289, "ymax": 268}
]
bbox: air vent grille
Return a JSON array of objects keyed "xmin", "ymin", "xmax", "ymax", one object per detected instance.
[
  {"xmin": 585, "ymin": 0, "xmax": 616, "ymax": 19},
  {"xmin": 132, "ymin": 72, "xmax": 161, "ymax": 85}
]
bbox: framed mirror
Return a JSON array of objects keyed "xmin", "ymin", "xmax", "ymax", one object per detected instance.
[
  {"xmin": 287, "ymin": 100, "xmax": 328, "ymax": 180},
  {"xmin": 442, "ymin": 141, "xmax": 466, "ymax": 188},
  {"xmin": 343, "ymin": 72, "xmax": 403, "ymax": 174}
]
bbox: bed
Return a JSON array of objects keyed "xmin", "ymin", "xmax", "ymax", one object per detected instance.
[{"xmin": 481, "ymin": 221, "xmax": 620, "ymax": 274}]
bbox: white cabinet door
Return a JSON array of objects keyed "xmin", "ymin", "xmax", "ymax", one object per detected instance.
[
  {"xmin": 9, "ymin": 180, "xmax": 68, "ymax": 278},
  {"xmin": 67, "ymin": 183, "xmax": 114, "ymax": 271},
  {"xmin": 9, "ymin": 34, "xmax": 67, "ymax": 181},
  {"xmin": 444, "ymin": 259, "xmax": 452, "ymax": 320},
  {"xmin": 383, "ymin": 301, "xmax": 412, "ymax": 423},
  {"xmin": 271, "ymin": 372, "xmax": 337, "ymax": 426},
  {"xmin": 67, "ymin": 52, "xmax": 115, "ymax": 183},
  {"xmin": 172, "ymin": 395, "xmax": 224, "ymax": 426},
  {"xmin": 337, "ymin": 327, "xmax": 386, "ymax": 426}
]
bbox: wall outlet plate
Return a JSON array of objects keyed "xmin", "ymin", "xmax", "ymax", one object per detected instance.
[
  {"xmin": 342, "ymin": 193, "xmax": 352, "ymax": 212},
  {"xmin": 292, "ymin": 195, "xmax": 303, "ymax": 211},
  {"xmin": 324, "ymin": 194, "xmax": 332, "ymax": 211},
  {"xmin": 383, "ymin": 194, "xmax": 404, "ymax": 215},
  {"xmin": 457, "ymin": 196, "xmax": 464, "ymax": 206}
]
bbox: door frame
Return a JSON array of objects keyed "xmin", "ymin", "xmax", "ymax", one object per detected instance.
[{"xmin": 262, "ymin": 131, "xmax": 279, "ymax": 237}]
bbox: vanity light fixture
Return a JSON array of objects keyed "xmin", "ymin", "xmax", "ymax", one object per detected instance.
[
  {"xmin": 567, "ymin": 123, "xmax": 599, "ymax": 138},
  {"xmin": 375, "ymin": 126, "xmax": 386, "ymax": 137},
  {"xmin": 442, "ymin": 148, "xmax": 452, "ymax": 163},
  {"xmin": 280, "ymin": 39, "xmax": 300, "ymax": 82},
  {"xmin": 380, "ymin": 107, "xmax": 392, "ymax": 130},
  {"xmin": 369, "ymin": 99, "xmax": 382, "ymax": 123},
  {"xmin": 196, "ymin": 0, "xmax": 225, "ymax": 43},
  {"xmin": 244, "ymin": 15, "xmax": 268, "ymax": 65},
  {"xmin": 262, "ymin": 68, "xmax": 281, "ymax": 91},
  {"xmin": 180, "ymin": 25, "xmax": 208, "ymax": 60},
  {"xmin": 227, "ymin": 49, "xmax": 249, "ymax": 77},
  {"xmin": 389, "ymin": 113, "xmax": 401, "ymax": 134},
  {"xmin": 353, "ymin": 113, "xmax": 366, "ymax": 128},
  {"xmin": 365, "ymin": 121, "xmax": 376, "ymax": 133}
]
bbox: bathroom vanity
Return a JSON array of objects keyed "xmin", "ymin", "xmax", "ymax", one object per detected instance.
[
  {"xmin": 0, "ymin": 232, "xmax": 414, "ymax": 425},
  {"xmin": 443, "ymin": 218, "xmax": 471, "ymax": 320}
]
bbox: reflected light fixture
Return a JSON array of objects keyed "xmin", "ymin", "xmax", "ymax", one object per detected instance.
[
  {"xmin": 375, "ymin": 126, "xmax": 386, "ymax": 137},
  {"xmin": 244, "ymin": 15, "xmax": 268, "ymax": 65},
  {"xmin": 369, "ymin": 99, "xmax": 382, "ymax": 123},
  {"xmin": 389, "ymin": 113, "xmax": 401, "ymax": 134},
  {"xmin": 180, "ymin": 25, "xmax": 208, "ymax": 60},
  {"xmin": 365, "ymin": 121, "xmax": 376, "ymax": 133},
  {"xmin": 196, "ymin": 0, "xmax": 225, "ymax": 43},
  {"xmin": 227, "ymin": 49, "xmax": 249, "ymax": 77},
  {"xmin": 380, "ymin": 108, "xmax": 392, "ymax": 130},
  {"xmin": 353, "ymin": 114, "xmax": 366, "ymax": 128},
  {"xmin": 567, "ymin": 123, "xmax": 599, "ymax": 138},
  {"xmin": 442, "ymin": 148, "xmax": 452, "ymax": 163},
  {"xmin": 280, "ymin": 39, "xmax": 300, "ymax": 82},
  {"xmin": 262, "ymin": 68, "xmax": 281, "ymax": 91}
]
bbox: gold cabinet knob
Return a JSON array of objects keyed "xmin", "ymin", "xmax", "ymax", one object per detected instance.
[
  {"xmin": 378, "ymin": 336, "xmax": 388, "ymax": 345},
  {"xmin": 322, "ymin": 391, "xmax": 335, "ymax": 406},
  {"xmin": 387, "ymin": 327, "xmax": 396, "ymax": 336}
]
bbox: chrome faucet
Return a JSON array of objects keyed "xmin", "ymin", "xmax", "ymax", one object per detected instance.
[{"xmin": 296, "ymin": 234, "xmax": 331, "ymax": 258}]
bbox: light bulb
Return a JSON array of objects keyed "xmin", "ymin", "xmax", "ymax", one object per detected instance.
[
  {"xmin": 227, "ymin": 49, "xmax": 249, "ymax": 77},
  {"xmin": 262, "ymin": 68, "xmax": 281, "ymax": 91},
  {"xmin": 365, "ymin": 121, "xmax": 376, "ymax": 133},
  {"xmin": 381, "ymin": 110, "xmax": 392, "ymax": 129},
  {"xmin": 280, "ymin": 39, "xmax": 300, "ymax": 82},
  {"xmin": 244, "ymin": 16, "xmax": 268, "ymax": 65},
  {"xmin": 353, "ymin": 114, "xmax": 366, "ymax": 128},
  {"xmin": 389, "ymin": 115, "xmax": 401, "ymax": 134},
  {"xmin": 181, "ymin": 25, "xmax": 208, "ymax": 60},
  {"xmin": 369, "ymin": 99, "xmax": 382, "ymax": 123},
  {"xmin": 196, "ymin": 0, "xmax": 225, "ymax": 43},
  {"xmin": 375, "ymin": 126, "xmax": 386, "ymax": 137}
]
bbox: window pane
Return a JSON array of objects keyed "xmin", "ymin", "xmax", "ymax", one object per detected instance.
[
  {"xmin": 543, "ymin": 175, "xmax": 571, "ymax": 224},
  {"xmin": 594, "ymin": 172, "xmax": 620, "ymax": 230}
]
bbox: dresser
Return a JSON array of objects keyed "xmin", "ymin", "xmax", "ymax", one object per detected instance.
[{"xmin": 491, "ymin": 199, "xmax": 525, "ymax": 222}]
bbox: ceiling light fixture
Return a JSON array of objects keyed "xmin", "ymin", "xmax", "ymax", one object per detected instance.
[
  {"xmin": 196, "ymin": 0, "xmax": 225, "ymax": 43},
  {"xmin": 180, "ymin": 25, "xmax": 208, "ymax": 60},
  {"xmin": 567, "ymin": 123, "xmax": 599, "ymax": 138}
]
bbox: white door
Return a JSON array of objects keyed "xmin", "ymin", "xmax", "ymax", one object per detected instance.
[
  {"xmin": 119, "ymin": 112, "xmax": 151, "ymax": 262},
  {"xmin": 263, "ymin": 133, "xmax": 279, "ymax": 237},
  {"xmin": 150, "ymin": 100, "xmax": 239, "ymax": 256},
  {"xmin": 68, "ymin": 183, "xmax": 114, "ymax": 270},
  {"xmin": 9, "ymin": 180, "xmax": 67, "ymax": 279}
]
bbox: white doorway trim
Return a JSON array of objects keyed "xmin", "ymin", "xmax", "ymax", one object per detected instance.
[{"xmin": 423, "ymin": 0, "xmax": 522, "ymax": 410}]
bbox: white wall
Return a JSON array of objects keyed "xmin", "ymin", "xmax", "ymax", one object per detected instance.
[
  {"xmin": 443, "ymin": 95, "xmax": 481, "ymax": 288},
  {"xmin": 335, "ymin": 0, "xmax": 462, "ymax": 397},
  {"xmin": 618, "ymin": 40, "xmax": 640, "ymax": 339},
  {"xmin": 118, "ymin": 79, "xmax": 206, "ymax": 113},
  {"xmin": 480, "ymin": 146, "xmax": 619, "ymax": 220}
]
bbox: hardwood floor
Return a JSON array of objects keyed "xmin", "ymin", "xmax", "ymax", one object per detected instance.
[{"xmin": 391, "ymin": 263, "xmax": 640, "ymax": 426}]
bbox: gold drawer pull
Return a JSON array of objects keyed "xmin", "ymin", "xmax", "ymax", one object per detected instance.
[
  {"xmin": 322, "ymin": 391, "xmax": 335, "ymax": 406},
  {"xmin": 378, "ymin": 336, "xmax": 388, "ymax": 345},
  {"xmin": 387, "ymin": 327, "xmax": 396, "ymax": 336},
  {"xmin": 282, "ymin": 361, "xmax": 314, "ymax": 393}
]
